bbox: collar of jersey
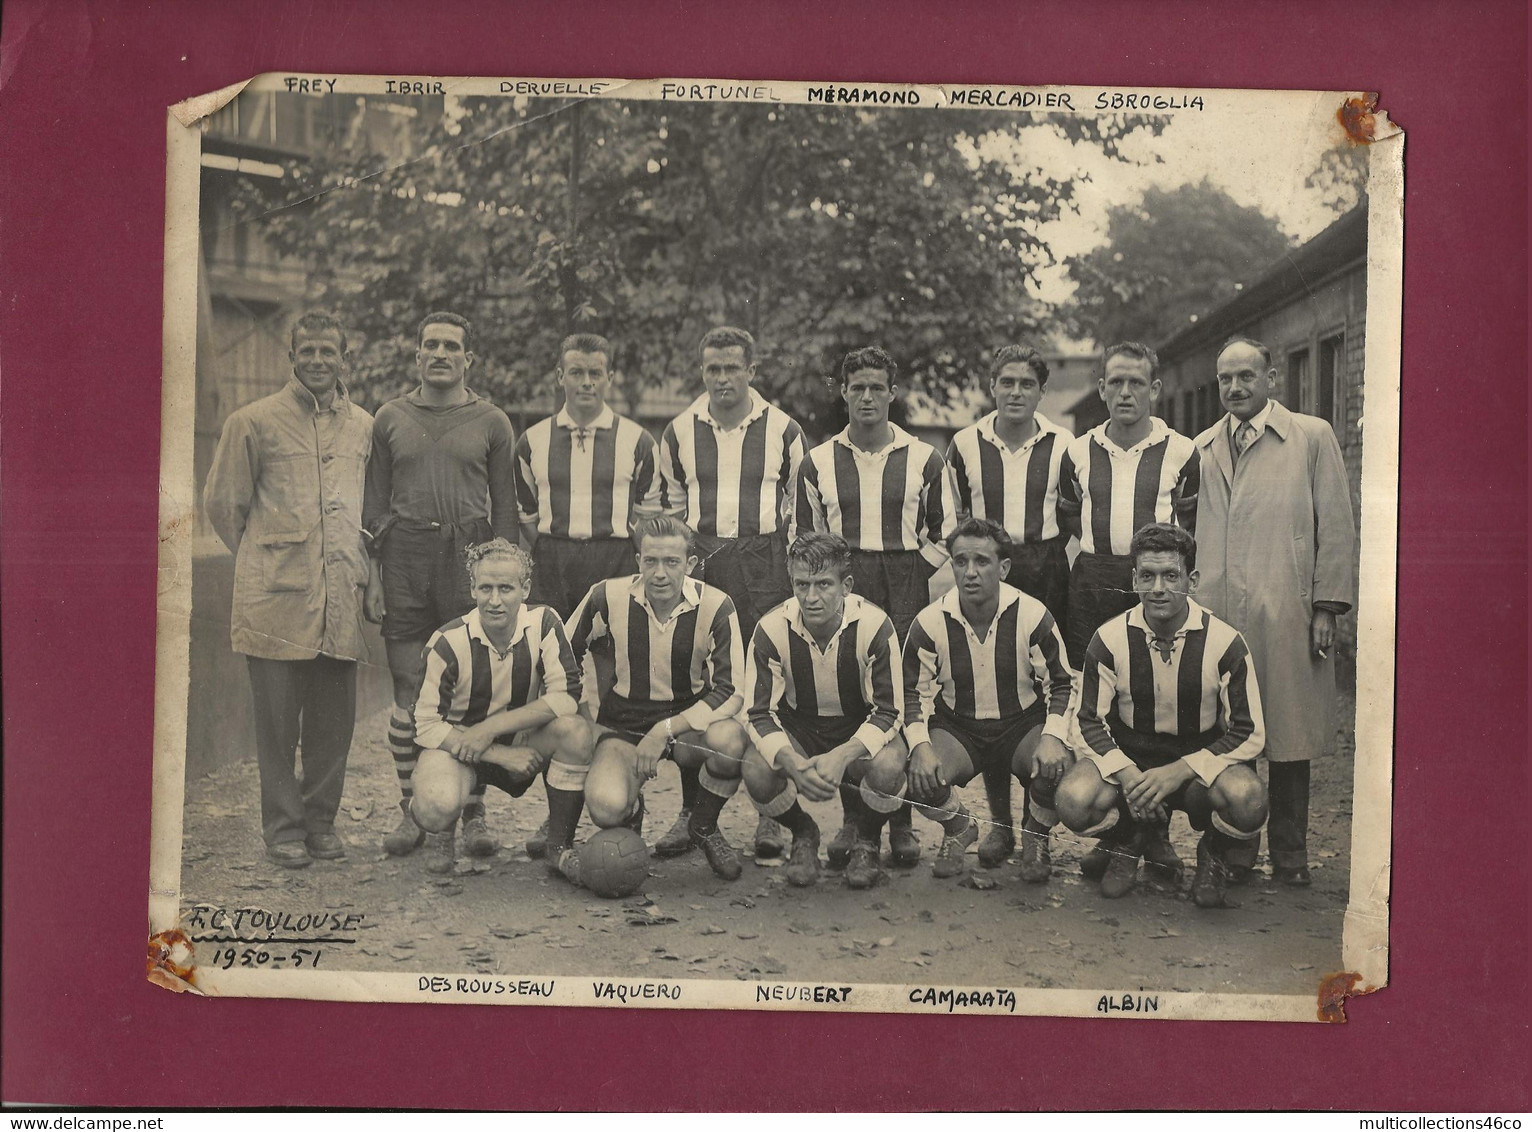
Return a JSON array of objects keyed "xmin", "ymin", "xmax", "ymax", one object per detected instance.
[
  {"xmin": 1090, "ymin": 415, "xmax": 1170, "ymax": 457},
  {"xmin": 690, "ymin": 389, "xmax": 767, "ymax": 431},
  {"xmin": 787, "ymin": 592, "xmax": 866, "ymax": 643},
  {"xmin": 284, "ymin": 377, "xmax": 354, "ymax": 415},
  {"xmin": 939, "ymin": 581, "xmax": 1022, "ymax": 637},
  {"xmin": 629, "ymin": 574, "xmax": 703, "ymax": 619},
  {"xmin": 556, "ymin": 404, "xmax": 617, "ymax": 432},
  {"xmin": 976, "ymin": 410, "xmax": 1063, "ymax": 452},
  {"xmin": 465, "ymin": 606, "xmax": 534, "ymax": 652},
  {"xmin": 1127, "ymin": 598, "xmax": 1208, "ymax": 640},
  {"xmin": 406, "ymin": 386, "xmax": 481, "ymax": 409},
  {"xmin": 832, "ymin": 421, "xmax": 914, "ymax": 458}
]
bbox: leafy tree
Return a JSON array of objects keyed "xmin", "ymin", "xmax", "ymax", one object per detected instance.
[
  {"xmin": 226, "ymin": 94, "xmax": 1163, "ymax": 435},
  {"xmin": 1064, "ymin": 179, "xmax": 1292, "ymax": 349},
  {"xmin": 1305, "ymin": 142, "xmax": 1369, "ymax": 214}
]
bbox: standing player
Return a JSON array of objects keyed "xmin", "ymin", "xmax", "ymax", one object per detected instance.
[
  {"xmin": 1192, "ymin": 336, "xmax": 1356, "ymax": 886},
  {"xmin": 203, "ymin": 311, "xmax": 372, "ymax": 867},
  {"xmin": 1056, "ymin": 341, "xmax": 1198, "ymax": 881},
  {"xmin": 1056, "ymin": 523, "xmax": 1268, "ymax": 909},
  {"xmin": 562, "ymin": 516, "xmax": 751, "ymax": 883},
  {"xmin": 514, "ymin": 333, "xmax": 661, "ymax": 620},
  {"xmin": 793, "ymin": 346, "xmax": 956, "ymax": 868},
  {"xmin": 903, "ymin": 518, "xmax": 1075, "ymax": 881},
  {"xmin": 408, "ymin": 540, "xmax": 593, "ymax": 875},
  {"xmin": 945, "ymin": 344, "xmax": 1073, "ymax": 865},
  {"xmin": 657, "ymin": 326, "xmax": 806, "ymax": 860},
  {"xmin": 740, "ymin": 533, "xmax": 908, "ymax": 890},
  {"xmin": 364, "ymin": 311, "xmax": 520, "ymax": 868}
]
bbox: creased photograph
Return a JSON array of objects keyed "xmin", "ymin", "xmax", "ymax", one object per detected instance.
[{"xmin": 150, "ymin": 75, "xmax": 1402, "ymax": 1020}]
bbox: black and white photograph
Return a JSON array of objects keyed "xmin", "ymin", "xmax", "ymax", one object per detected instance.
[{"xmin": 150, "ymin": 75, "xmax": 1401, "ymax": 1019}]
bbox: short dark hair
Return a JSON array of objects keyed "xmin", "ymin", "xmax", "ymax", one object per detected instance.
[
  {"xmin": 1103, "ymin": 341, "xmax": 1158, "ymax": 379},
  {"xmin": 699, "ymin": 326, "xmax": 755, "ymax": 366},
  {"xmin": 989, "ymin": 344, "xmax": 1048, "ymax": 387},
  {"xmin": 787, "ymin": 532, "xmax": 852, "ymax": 579},
  {"xmin": 840, "ymin": 346, "xmax": 897, "ymax": 387},
  {"xmin": 418, "ymin": 310, "xmax": 474, "ymax": 352},
  {"xmin": 290, "ymin": 310, "xmax": 348, "ymax": 355},
  {"xmin": 1218, "ymin": 335, "xmax": 1272, "ymax": 368},
  {"xmin": 1128, "ymin": 522, "xmax": 1196, "ymax": 573},
  {"xmin": 559, "ymin": 333, "xmax": 612, "ymax": 369},
  {"xmin": 947, "ymin": 516, "xmax": 1012, "ymax": 561},
  {"xmin": 631, "ymin": 513, "xmax": 696, "ymax": 554}
]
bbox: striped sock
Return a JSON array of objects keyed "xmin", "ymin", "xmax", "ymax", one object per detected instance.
[{"xmin": 387, "ymin": 706, "xmax": 416, "ymax": 800}]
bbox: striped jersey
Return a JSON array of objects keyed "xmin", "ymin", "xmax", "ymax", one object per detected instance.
[
  {"xmin": 947, "ymin": 411, "xmax": 1072, "ymax": 543},
  {"xmin": 1076, "ymin": 599, "xmax": 1265, "ymax": 787},
  {"xmin": 566, "ymin": 575, "xmax": 744, "ymax": 732},
  {"xmin": 902, "ymin": 583, "xmax": 1075, "ymax": 749},
  {"xmin": 745, "ymin": 593, "xmax": 904, "ymax": 764},
  {"xmin": 658, "ymin": 392, "xmax": 806, "ymax": 538},
  {"xmin": 413, "ymin": 606, "xmax": 582, "ymax": 751},
  {"xmin": 1057, "ymin": 418, "xmax": 1199, "ymax": 556},
  {"xmin": 793, "ymin": 424, "xmax": 957, "ymax": 569},
  {"xmin": 513, "ymin": 406, "xmax": 660, "ymax": 539}
]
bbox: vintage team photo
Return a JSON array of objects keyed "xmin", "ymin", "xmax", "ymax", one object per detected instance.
[{"xmin": 151, "ymin": 76, "xmax": 1400, "ymax": 1017}]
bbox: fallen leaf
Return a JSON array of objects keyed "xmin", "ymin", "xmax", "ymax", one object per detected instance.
[
  {"xmin": 877, "ymin": 936, "xmax": 896, "ymax": 948},
  {"xmin": 700, "ymin": 925, "xmax": 726, "ymax": 935},
  {"xmin": 729, "ymin": 897, "xmax": 756, "ymax": 909},
  {"xmin": 960, "ymin": 875, "xmax": 998, "ymax": 890},
  {"xmin": 347, "ymin": 803, "xmax": 374, "ymax": 821},
  {"xmin": 736, "ymin": 931, "xmax": 759, "ymax": 940}
]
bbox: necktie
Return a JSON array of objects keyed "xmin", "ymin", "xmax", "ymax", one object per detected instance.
[{"xmin": 1234, "ymin": 421, "xmax": 1258, "ymax": 457}]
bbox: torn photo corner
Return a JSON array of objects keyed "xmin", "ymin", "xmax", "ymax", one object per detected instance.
[{"xmin": 152, "ymin": 73, "xmax": 1401, "ymax": 1021}]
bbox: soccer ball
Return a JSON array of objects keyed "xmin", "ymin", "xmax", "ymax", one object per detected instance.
[{"xmin": 580, "ymin": 827, "xmax": 650, "ymax": 898}]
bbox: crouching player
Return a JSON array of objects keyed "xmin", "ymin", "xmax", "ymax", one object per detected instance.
[
  {"xmin": 903, "ymin": 518, "xmax": 1076, "ymax": 881},
  {"xmin": 1056, "ymin": 523, "xmax": 1268, "ymax": 908},
  {"xmin": 563, "ymin": 516, "xmax": 751, "ymax": 883},
  {"xmin": 741, "ymin": 533, "xmax": 908, "ymax": 890},
  {"xmin": 408, "ymin": 540, "xmax": 593, "ymax": 875}
]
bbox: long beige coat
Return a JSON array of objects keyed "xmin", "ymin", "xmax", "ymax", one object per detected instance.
[{"xmin": 1193, "ymin": 402, "xmax": 1356, "ymax": 761}]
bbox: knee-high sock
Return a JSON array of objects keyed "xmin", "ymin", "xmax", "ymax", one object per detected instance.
[
  {"xmin": 544, "ymin": 760, "xmax": 589, "ymax": 851},
  {"xmin": 387, "ymin": 706, "xmax": 416, "ymax": 800},
  {"xmin": 754, "ymin": 781, "xmax": 817, "ymax": 838},
  {"xmin": 678, "ymin": 763, "xmax": 701, "ymax": 812},
  {"xmin": 856, "ymin": 779, "xmax": 905, "ymax": 842},
  {"xmin": 981, "ymin": 760, "xmax": 1014, "ymax": 828},
  {"xmin": 689, "ymin": 766, "xmax": 740, "ymax": 836},
  {"xmin": 918, "ymin": 783, "xmax": 968, "ymax": 834}
]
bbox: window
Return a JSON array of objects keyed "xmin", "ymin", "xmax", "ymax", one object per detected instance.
[
  {"xmin": 1319, "ymin": 334, "xmax": 1344, "ymax": 426},
  {"xmin": 1286, "ymin": 348, "xmax": 1309, "ymax": 411}
]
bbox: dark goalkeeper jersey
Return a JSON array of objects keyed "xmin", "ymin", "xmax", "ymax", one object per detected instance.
[{"xmin": 364, "ymin": 387, "xmax": 519, "ymax": 541}]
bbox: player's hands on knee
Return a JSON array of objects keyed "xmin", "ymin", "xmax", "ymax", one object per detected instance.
[
  {"xmin": 782, "ymin": 751, "xmax": 836, "ymax": 803},
  {"xmin": 1032, "ymin": 735, "xmax": 1070, "ymax": 786},
  {"xmin": 1125, "ymin": 760, "xmax": 1193, "ymax": 816},
  {"xmin": 814, "ymin": 745, "xmax": 858, "ymax": 792},
  {"xmin": 498, "ymin": 745, "xmax": 543, "ymax": 778},
  {"xmin": 908, "ymin": 742, "xmax": 944, "ymax": 798},
  {"xmin": 450, "ymin": 723, "xmax": 497, "ymax": 765},
  {"xmin": 635, "ymin": 726, "xmax": 668, "ymax": 782}
]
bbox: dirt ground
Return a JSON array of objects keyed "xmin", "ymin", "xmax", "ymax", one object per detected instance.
[{"xmin": 178, "ymin": 695, "xmax": 1355, "ymax": 996}]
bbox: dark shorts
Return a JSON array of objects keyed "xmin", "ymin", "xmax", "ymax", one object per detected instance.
[
  {"xmin": 473, "ymin": 749, "xmax": 539, "ymax": 799},
  {"xmin": 1006, "ymin": 535, "xmax": 1069, "ymax": 640},
  {"xmin": 530, "ymin": 534, "xmax": 635, "ymax": 622},
  {"xmin": 848, "ymin": 549, "xmax": 934, "ymax": 640},
  {"xmin": 777, "ymin": 708, "xmax": 869, "ymax": 758},
  {"xmin": 1104, "ymin": 719, "xmax": 1226, "ymax": 819},
  {"xmin": 1065, "ymin": 550, "xmax": 1137, "ymax": 667},
  {"xmin": 928, "ymin": 700, "xmax": 1046, "ymax": 781},
  {"xmin": 379, "ymin": 519, "xmax": 493, "ymax": 642},
  {"xmin": 595, "ymin": 691, "xmax": 707, "ymax": 748},
  {"xmin": 695, "ymin": 531, "xmax": 791, "ymax": 642}
]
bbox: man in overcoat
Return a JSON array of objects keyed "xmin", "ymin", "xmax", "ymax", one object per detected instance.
[{"xmin": 1193, "ymin": 336, "xmax": 1356, "ymax": 885}]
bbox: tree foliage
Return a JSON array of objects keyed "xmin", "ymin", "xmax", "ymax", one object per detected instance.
[
  {"xmin": 1304, "ymin": 142, "xmax": 1369, "ymax": 215},
  {"xmin": 227, "ymin": 95, "xmax": 1164, "ymax": 430},
  {"xmin": 1064, "ymin": 179, "xmax": 1292, "ymax": 349}
]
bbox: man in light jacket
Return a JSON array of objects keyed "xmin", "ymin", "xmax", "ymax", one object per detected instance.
[{"xmin": 203, "ymin": 311, "xmax": 374, "ymax": 869}]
